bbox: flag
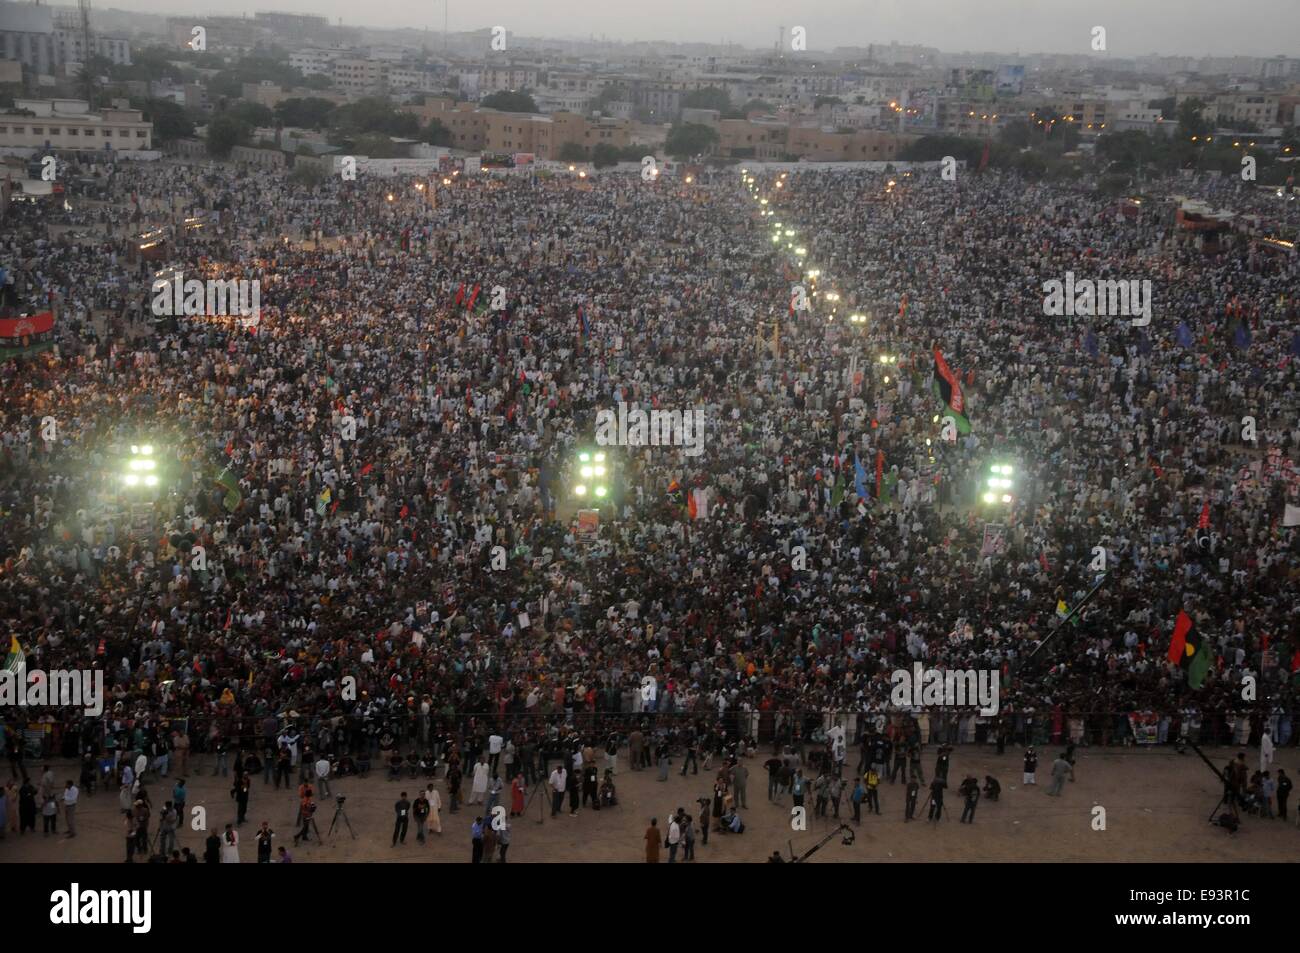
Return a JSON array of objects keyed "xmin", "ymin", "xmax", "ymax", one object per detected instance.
[
  {"xmin": 830, "ymin": 471, "xmax": 845, "ymax": 509},
  {"xmin": 1175, "ymin": 321, "xmax": 1193, "ymax": 348},
  {"xmin": 1232, "ymin": 320, "xmax": 1251, "ymax": 351},
  {"xmin": 688, "ymin": 487, "xmax": 709, "ymax": 520},
  {"xmin": 399, "ymin": 504, "xmax": 409, "ymax": 519},
  {"xmin": 214, "ymin": 467, "xmax": 242, "ymax": 512},
  {"xmin": 1197, "ymin": 503, "xmax": 1210, "ymax": 530},
  {"xmin": 454, "ymin": 284, "xmax": 465, "ymax": 307},
  {"xmin": 977, "ymin": 139, "xmax": 990, "ymax": 173},
  {"xmin": 854, "ymin": 454, "xmax": 868, "ymax": 500},
  {"xmin": 874, "ymin": 450, "xmax": 884, "ymax": 499},
  {"xmin": 316, "ymin": 487, "xmax": 331, "ymax": 516},
  {"xmin": 1055, "ymin": 599, "xmax": 1080, "ymax": 627},
  {"xmin": 1167, "ymin": 610, "xmax": 1210, "ymax": 688},
  {"xmin": 931, "ymin": 348, "xmax": 972, "ymax": 433},
  {"xmin": 4, "ymin": 634, "xmax": 23, "ymax": 673},
  {"xmin": 465, "ymin": 284, "xmax": 482, "ymax": 311},
  {"xmin": 1039, "ymin": 550, "xmax": 1050, "ymax": 573},
  {"xmin": 578, "ymin": 305, "xmax": 590, "ymax": 342},
  {"xmin": 359, "ymin": 462, "xmax": 374, "ymax": 477}
]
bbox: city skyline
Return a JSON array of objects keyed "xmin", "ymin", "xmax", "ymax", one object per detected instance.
[{"xmin": 63, "ymin": 0, "xmax": 1300, "ymax": 60}]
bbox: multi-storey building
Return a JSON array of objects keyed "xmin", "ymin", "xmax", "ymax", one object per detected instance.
[{"xmin": 0, "ymin": 98, "xmax": 152, "ymax": 152}]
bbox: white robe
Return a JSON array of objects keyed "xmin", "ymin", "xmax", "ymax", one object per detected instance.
[
  {"xmin": 1261, "ymin": 733, "xmax": 1275, "ymax": 772},
  {"xmin": 471, "ymin": 761, "xmax": 490, "ymax": 795},
  {"xmin": 220, "ymin": 831, "xmax": 240, "ymax": 863}
]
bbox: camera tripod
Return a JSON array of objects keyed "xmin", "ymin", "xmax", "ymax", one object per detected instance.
[
  {"xmin": 329, "ymin": 798, "xmax": 356, "ymax": 839},
  {"xmin": 523, "ymin": 776, "xmax": 547, "ymax": 824}
]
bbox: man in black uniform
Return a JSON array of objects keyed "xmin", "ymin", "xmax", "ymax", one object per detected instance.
[
  {"xmin": 904, "ymin": 777, "xmax": 920, "ymax": 821},
  {"xmin": 934, "ymin": 744, "xmax": 952, "ymax": 785},
  {"xmin": 582, "ymin": 762, "xmax": 600, "ymax": 810},
  {"xmin": 890, "ymin": 741, "xmax": 908, "ymax": 783},
  {"xmin": 958, "ymin": 775, "xmax": 980, "ymax": 823},
  {"xmin": 392, "ymin": 791, "xmax": 411, "ymax": 846},
  {"xmin": 927, "ymin": 777, "xmax": 946, "ymax": 821}
]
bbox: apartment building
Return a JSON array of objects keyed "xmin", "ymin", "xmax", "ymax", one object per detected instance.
[{"xmin": 0, "ymin": 98, "xmax": 152, "ymax": 152}]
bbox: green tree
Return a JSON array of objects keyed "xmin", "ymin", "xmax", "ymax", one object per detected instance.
[
  {"xmin": 1177, "ymin": 98, "xmax": 1210, "ymax": 140},
  {"xmin": 351, "ymin": 132, "xmax": 403, "ymax": 158},
  {"xmin": 741, "ymin": 98, "xmax": 776, "ymax": 115},
  {"xmin": 591, "ymin": 142, "xmax": 620, "ymax": 168},
  {"xmin": 421, "ymin": 119, "xmax": 453, "ymax": 146},
  {"xmin": 480, "ymin": 90, "xmax": 539, "ymax": 113},
  {"xmin": 275, "ymin": 97, "xmax": 336, "ymax": 130},
  {"xmin": 558, "ymin": 142, "xmax": 588, "ymax": 162},
  {"xmin": 206, "ymin": 114, "xmax": 245, "ymax": 156},
  {"xmin": 664, "ymin": 122, "xmax": 719, "ymax": 159},
  {"xmin": 681, "ymin": 87, "xmax": 732, "ymax": 113},
  {"xmin": 139, "ymin": 98, "xmax": 194, "ymax": 142}
]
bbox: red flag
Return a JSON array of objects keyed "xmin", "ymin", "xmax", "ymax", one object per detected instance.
[
  {"xmin": 359, "ymin": 462, "xmax": 373, "ymax": 476},
  {"xmin": 1039, "ymin": 550, "xmax": 1050, "ymax": 573},
  {"xmin": 1291, "ymin": 649, "xmax": 1300, "ymax": 673},
  {"xmin": 874, "ymin": 450, "xmax": 884, "ymax": 498},
  {"xmin": 1198, "ymin": 503, "xmax": 1210, "ymax": 530},
  {"xmin": 687, "ymin": 492, "xmax": 698, "ymax": 520},
  {"xmin": 466, "ymin": 285, "xmax": 481, "ymax": 311},
  {"xmin": 454, "ymin": 284, "xmax": 465, "ymax": 306},
  {"xmin": 224, "ymin": 439, "xmax": 234, "ymax": 457},
  {"xmin": 399, "ymin": 505, "xmax": 409, "ymax": 519},
  {"xmin": 330, "ymin": 499, "xmax": 340, "ymax": 514},
  {"xmin": 1167, "ymin": 610, "xmax": 1194, "ymax": 664},
  {"xmin": 977, "ymin": 140, "xmax": 990, "ymax": 173}
]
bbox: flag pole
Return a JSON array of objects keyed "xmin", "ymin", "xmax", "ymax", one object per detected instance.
[{"xmin": 1020, "ymin": 569, "xmax": 1112, "ymax": 669}]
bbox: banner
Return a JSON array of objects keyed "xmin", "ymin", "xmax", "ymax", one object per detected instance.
[
  {"xmin": 1127, "ymin": 712, "xmax": 1158, "ymax": 744},
  {"xmin": 980, "ymin": 523, "xmax": 1006, "ymax": 557},
  {"xmin": 0, "ymin": 311, "xmax": 54, "ymax": 338}
]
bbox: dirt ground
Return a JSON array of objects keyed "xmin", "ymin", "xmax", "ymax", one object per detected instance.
[{"xmin": 2, "ymin": 745, "xmax": 1295, "ymax": 863}]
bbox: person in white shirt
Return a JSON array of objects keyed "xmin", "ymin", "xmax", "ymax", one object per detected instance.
[
  {"xmin": 488, "ymin": 734, "xmax": 504, "ymax": 775},
  {"xmin": 315, "ymin": 756, "xmax": 331, "ymax": 796},
  {"xmin": 667, "ymin": 814, "xmax": 682, "ymax": 863},
  {"xmin": 548, "ymin": 766, "xmax": 567, "ymax": 817},
  {"xmin": 63, "ymin": 781, "xmax": 79, "ymax": 838}
]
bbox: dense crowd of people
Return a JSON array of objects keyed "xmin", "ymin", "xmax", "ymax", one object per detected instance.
[{"xmin": 1, "ymin": 153, "xmax": 1299, "ymax": 858}]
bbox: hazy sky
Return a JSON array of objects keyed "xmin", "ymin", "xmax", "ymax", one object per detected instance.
[{"xmin": 100, "ymin": 0, "xmax": 1299, "ymax": 57}]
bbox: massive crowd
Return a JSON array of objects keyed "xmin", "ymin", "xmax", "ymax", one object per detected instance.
[{"xmin": 1, "ymin": 153, "xmax": 1299, "ymax": 837}]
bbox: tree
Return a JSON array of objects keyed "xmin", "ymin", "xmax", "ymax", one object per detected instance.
[
  {"xmin": 664, "ymin": 122, "xmax": 719, "ymax": 159},
  {"xmin": 999, "ymin": 120, "xmax": 1033, "ymax": 149},
  {"xmin": 740, "ymin": 98, "xmax": 776, "ymax": 115},
  {"xmin": 681, "ymin": 87, "xmax": 732, "ymax": 113},
  {"xmin": 1177, "ymin": 98, "xmax": 1210, "ymax": 141},
  {"xmin": 480, "ymin": 90, "xmax": 538, "ymax": 113},
  {"xmin": 591, "ymin": 142, "xmax": 621, "ymax": 168},
  {"xmin": 275, "ymin": 97, "xmax": 336, "ymax": 130},
  {"xmin": 206, "ymin": 114, "xmax": 245, "ymax": 157},
  {"xmin": 1147, "ymin": 97, "xmax": 1176, "ymax": 119},
  {"xmin": 421, "ymin": 119, "xmax": 453, "ymax": 147},
  {"xmin": 351, "ymin": 133, "xmax": 403, "ymax": 158},
  {"xmin": 140, "ymin": 98, "xmax": 194, "ymax": 142},
  {"xmin": 813, "ymin": 95, "xmax": 843, "ymax": 110},
  {"xmin": 558, "ymin": 142, "xmax": 589, "ymax": 162}
]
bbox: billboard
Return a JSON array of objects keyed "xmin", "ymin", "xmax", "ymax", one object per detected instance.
[{"xmin": 995, "ymin": 65, "xmax": 1025, "ymax": 95}]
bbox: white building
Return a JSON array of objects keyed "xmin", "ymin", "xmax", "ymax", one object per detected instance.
[{"xmin": 0, "ymin": 98, "xmax": 152, "ymax": 152}]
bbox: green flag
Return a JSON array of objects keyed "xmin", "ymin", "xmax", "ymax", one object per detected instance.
[
  {"xmin": 1187, "ymin": 636, "xmax": 1212, "ymax": 689},
  {"xmin": 830, "ymin": 472, "xmax": 845, "ymax": 508},
  {"xmin": 215, "ymin": 467, "xmax": 242, "ymax": 512}
]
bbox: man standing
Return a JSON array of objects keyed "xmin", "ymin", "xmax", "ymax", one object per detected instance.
[
  {"xmin": 158, "ymin": 801, "xmax": 178, "ymax": 854},
  {"xmin": 1023, "ymin": 747, "xmax": 1038, "ymax": 785},
  {"xmin": 890, "ymin": 742, "xmax": 908, "ymax": 784},
  {"xmin": 582, "ymin": 762, "xmax": 599, "ymax": 811},
  {"xmin": 959, "ymin": 775, "xmax": 980, "ymax": 823},
  {"xmin": 629, "ymin": 728, "xmax": 645, "ymax": 771},
  {"xmin": 1276, "ymin": 768, "xmax": 1292, "ymax": 821},
  {"xmin": 904, "ymin": 777, "xmax": 920, "ymax": 821},
  {"xmin": 62, "ymin": 780, "xmax": 78, "ymax": 838},
  {"xmin": 644, "ymin": 818, "xmax": 661, "ymax": 863},
  {"xmin": 471, "ymin": 816, "xmax": 484, "ymax": 863},
  {"xmin": 314, "ymin": 754, "xmax": 332, "ymax": 797},
  {"xmin": 732, "ymin": 760, "xmax": 749, "ymax": 809},
  {"xmin": 488, "ymin": 733, "xmax": 504, "ymax": 776},
  {"xmin": 413, "ymin": 790, "xmax": 430, "ymax": 843},
  {"xmin": 1046, "ymin": 753, "xmax": 1071, "ymax": 796},
  {"xmin": 392, "ymin": 792, "xmax": 410, "ymax": 846},
  {"xmin": 927, "ymin": 777, "xmax": 945, "ymax": 821},
  {"xmin": 548, "ymin": 763, "xmax": 567, "ymax": 817},
  {"xmin": 255, "ymin": 822, "xmax": 274, "ymax": 863},
  {"xmin": 667, "ymin": 811, "xmax": 681, "ymax": 863},
  {"xmin": 865, "ymin": 767, "xmax": 881, "ymax": 815}
]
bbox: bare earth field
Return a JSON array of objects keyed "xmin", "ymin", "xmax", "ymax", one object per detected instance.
[{"xmin": 2, "ymin": 746, "xmax": 1296, "ymax": 863}]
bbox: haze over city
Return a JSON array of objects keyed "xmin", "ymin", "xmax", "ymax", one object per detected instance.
[{"xmin": 82, "ymin": 0, "xmax": 1300, "ymax": 57}]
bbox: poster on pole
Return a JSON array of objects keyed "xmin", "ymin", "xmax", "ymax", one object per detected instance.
[{"xmin": 980, "ymin": 523, "xmax": 1007, "ymax": 557}]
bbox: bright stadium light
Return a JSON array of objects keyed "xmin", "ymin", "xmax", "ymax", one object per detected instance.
[{"xmin": 574, "ymin": 485, "xmax": 587, "ymax": 496}]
